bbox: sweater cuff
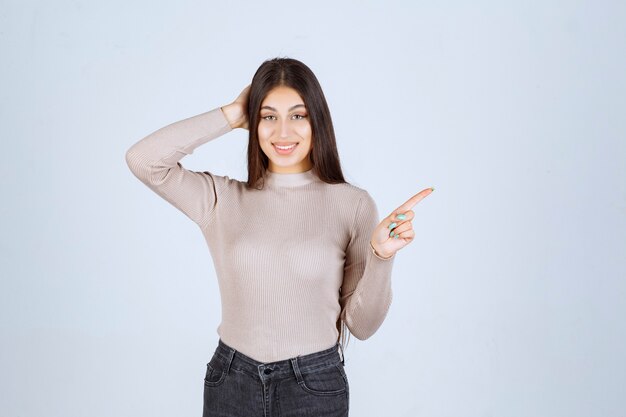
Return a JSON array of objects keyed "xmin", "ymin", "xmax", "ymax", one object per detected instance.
[{"xmin": 369, "ymin": 241, "xmax": 395, "ymax": 260}]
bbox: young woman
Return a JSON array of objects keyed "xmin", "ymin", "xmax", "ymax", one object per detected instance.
[{"xmin": 126, "ymin": 57, "xmax": 433, "ymax": 417}]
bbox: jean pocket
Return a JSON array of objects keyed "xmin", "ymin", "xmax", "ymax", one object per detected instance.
[
  {"xmin": 298, "ymin": 362, "xmax": 347, "ymax": 396},
  {"xmin": 204, "ymin": 357, "xmax": 227, "ymax": 387}
]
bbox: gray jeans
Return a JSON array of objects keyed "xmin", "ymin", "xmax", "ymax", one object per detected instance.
[{"xmin": 202, "ymin": 338, "xmax": 349, "ymax": 416}]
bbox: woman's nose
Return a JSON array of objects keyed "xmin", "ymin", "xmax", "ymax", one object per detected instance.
[{"xmin": 279, "ymin": 120, "xmax": 291, "ymax": 137}]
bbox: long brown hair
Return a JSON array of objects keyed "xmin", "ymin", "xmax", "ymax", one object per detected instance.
[{"xmin": 244, "ymin": 57, "xmax": 353, "ymax": 353}]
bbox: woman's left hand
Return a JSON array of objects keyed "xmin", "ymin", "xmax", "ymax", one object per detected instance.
[{"xmin": 370, "ymin": 187, "xmax": 434, "ymax": 259}]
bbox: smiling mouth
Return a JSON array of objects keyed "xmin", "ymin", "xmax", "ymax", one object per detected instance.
[
  {"xmin": 273, "ymin": 143, "xmax": 299, "ymax": 154},
  {"xmin": 274, "ymin": 143, "xmax": 297, "ymax": 149}
]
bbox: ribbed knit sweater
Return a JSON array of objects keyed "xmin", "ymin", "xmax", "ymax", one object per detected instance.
[{"xmin": 125, "ymin": 106, "xmax": 396, "ymax": 362}]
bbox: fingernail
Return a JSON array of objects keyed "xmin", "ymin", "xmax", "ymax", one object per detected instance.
[
  {"xmin": 396, "ymin": 214, "xmax": 406, "ymax": 220},
  {"xmin": 394, "ymin": 234, "xmax": 399, "ymax": 239},
  {"xmin": 388, "ymin": 222, "xmax": 397, "ymax": 229},
  {"xmin": 430, "ymin": 187, "xmax": 435, "ymax": 191},
  {"xmin": 389, "ymin": 231, "xmax": 395, "ymax": 237}
]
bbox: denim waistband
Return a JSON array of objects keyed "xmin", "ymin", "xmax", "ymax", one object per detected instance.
[{"xmin": 213, "ymin": 339, "xmax": 345, "ymax": 382}]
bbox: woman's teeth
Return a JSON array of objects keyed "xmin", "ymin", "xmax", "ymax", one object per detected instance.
[{"xmin": 273, "ymin": 143, "xmax": 298, "ymax": 154}]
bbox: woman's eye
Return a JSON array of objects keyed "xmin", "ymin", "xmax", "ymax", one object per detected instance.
[{"xmin": 261, "ymin": 114, "xmax": 306, "ymax": 121}]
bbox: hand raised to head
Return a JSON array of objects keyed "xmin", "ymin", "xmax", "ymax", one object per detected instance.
[{"xmin": 221, "ymin": 84, "xmax": 251, "ymax": 130}]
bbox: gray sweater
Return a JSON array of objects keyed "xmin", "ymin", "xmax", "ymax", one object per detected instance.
[{"xmin": 125, "ymin": 106, "xmax": 395, "ymax": 362}]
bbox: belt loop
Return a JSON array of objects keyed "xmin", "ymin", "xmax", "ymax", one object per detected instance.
[
  {"xmin": 337, "ymin": 342, "xmax": 345, "ymax": 365},
  {"xmin": 290, "ymin": 357, "xmax": 304, "ymax": 384},
  {"xmin": 224, "ymin": 345, "xmax": 236, "ymax": 375}
]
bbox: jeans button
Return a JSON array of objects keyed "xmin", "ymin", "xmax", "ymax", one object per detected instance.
[{"xmin": 263, "ymin": 368, "xmax": 272, "ymax": 374}]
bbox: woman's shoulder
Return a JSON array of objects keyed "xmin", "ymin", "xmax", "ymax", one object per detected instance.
[
  {"xmin": 323, "ymin": 180, "xmax": 374, "ymax": 203},
  {"xmin": 321, "ymin": 181, "xmax": 381, "ymax": 230}
]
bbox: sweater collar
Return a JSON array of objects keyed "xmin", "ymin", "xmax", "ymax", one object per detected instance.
[{"xmin": 264, "ymin": 167, "xmax": 319, "ymax": 187}]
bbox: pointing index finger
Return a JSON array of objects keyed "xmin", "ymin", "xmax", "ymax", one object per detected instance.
[{"xmin": 396, "ymin": 187, "xmax": 434, "ymax": 212}]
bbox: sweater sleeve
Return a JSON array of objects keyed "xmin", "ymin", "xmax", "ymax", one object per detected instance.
[
  {"xmin": 340, "ymin": 191, "xmax": 396, "ymax": 340},
  {"xmin": 125, "ymin": 107, "xmax": 233, "ymax": 229}
]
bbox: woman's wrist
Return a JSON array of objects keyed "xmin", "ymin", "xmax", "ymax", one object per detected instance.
[
  {"xmin": 370, "ymin": 241, "xmax": 394, "ymax": 260},
  {"xmin": 220, "ymin": 103, "xmax": 243, "ymax": 129}
]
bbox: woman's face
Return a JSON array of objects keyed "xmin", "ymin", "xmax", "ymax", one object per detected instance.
[{"xmin": 258, "ymin": 85, "xmax": 313, "ymax": 173}]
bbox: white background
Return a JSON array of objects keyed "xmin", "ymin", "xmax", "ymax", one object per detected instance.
[{"xmin": 1, "ymin": 1, "xmax": 625, "ymax": 416}]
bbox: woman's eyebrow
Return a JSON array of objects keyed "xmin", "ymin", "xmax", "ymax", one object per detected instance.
[{"xmin": 260, "ymin": 104, "xmax": 306, "ymax": 112}]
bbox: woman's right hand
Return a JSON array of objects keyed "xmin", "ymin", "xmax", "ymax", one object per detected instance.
[{"xmin": 221, "ymin": 84, "xmax": 251, "ymax": 130}]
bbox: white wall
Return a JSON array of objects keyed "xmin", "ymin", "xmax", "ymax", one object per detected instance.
[{"xmin": 1, "ymin": 1, "xmax": 624, "ymax": 416}]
